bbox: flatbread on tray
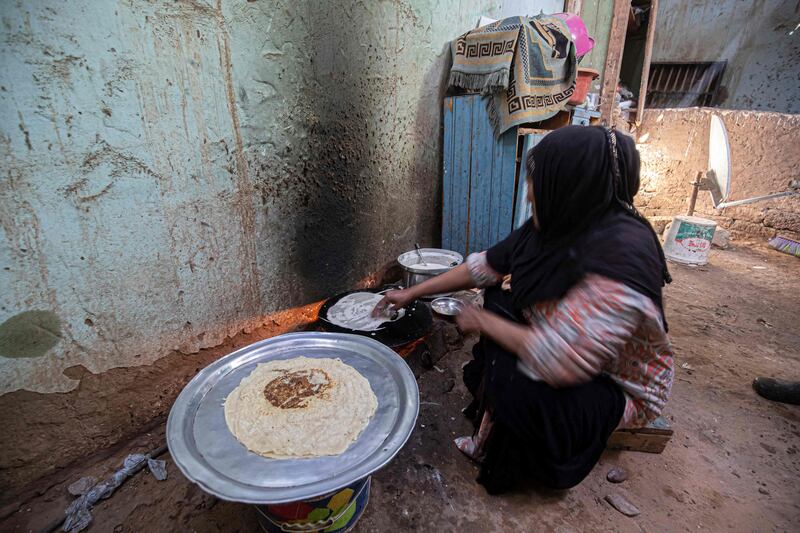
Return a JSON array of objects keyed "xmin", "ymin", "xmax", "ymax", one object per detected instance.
[{"xmin": 224, "ymin": 357, "xmax": 378, "ymax": 458}]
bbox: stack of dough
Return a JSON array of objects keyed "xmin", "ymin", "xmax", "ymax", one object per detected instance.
[{"xmin": 224, "ymin": 357, "xmax": 378, "ymax": 458}]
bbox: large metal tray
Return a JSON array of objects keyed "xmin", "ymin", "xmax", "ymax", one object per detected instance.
[{"xmin": 167, "ymin": 332, "xmax": 419, "ymax": 504}]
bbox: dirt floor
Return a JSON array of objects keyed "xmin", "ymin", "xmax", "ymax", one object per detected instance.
[{"xmin": 2, "ymin": 243, "xmax": 799, "ymax": 532}]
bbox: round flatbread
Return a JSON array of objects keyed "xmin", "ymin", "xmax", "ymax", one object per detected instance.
[
  {"xmin": 224, "ymin": 357, "xmax": 378, "ymax": 458},
  {"xmin": 326, "ymin": 292, "xmax": 405, "ymax": 331}
]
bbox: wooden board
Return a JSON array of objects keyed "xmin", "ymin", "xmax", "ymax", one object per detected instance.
[
  {"xmin": 526, "ymin": 110, "xmax": 573, "ymax": 132},
  {"xmin": 486, "ymin": 110, "xmax": 517, "ymax": 253},
  {"xmin": 442, "ymin": 95, "xmax": 517, "ymax": 256},
  {"xmin": 578, "ymin": 0, "xmax": 616, "ymax": 79},
  {"xmin": 468, "ymin": 97, "xmax": 495, "ymax": 255},
  {"xmin": 513, "ymin": 133, "xmax": 548, "ymax": 228},
  {"xmin": 442, "ymin": 97, "xmax": 456, "ymax": 256},
  {"xmin": 607, "ymin": 416, "xmax": 673, "ymax": 454},
  {"xmin": 517, "ymin": 127, "xmax": 553, "ymax": 136},
  {"xmin": 635, "ymin": 0, "xmax": 658, "ymax": 125},
  {"xmin": 599, "ymin": 0, "xmax": 632, "ymax": 124},
  {"xmin": 564, "ymin": 0, "xmax": 583, "ymax": 15}
]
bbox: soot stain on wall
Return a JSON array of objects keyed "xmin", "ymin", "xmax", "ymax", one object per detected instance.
[{"xmin": 246, "ymin": 1, "xmax": 442, "ymax": 307}]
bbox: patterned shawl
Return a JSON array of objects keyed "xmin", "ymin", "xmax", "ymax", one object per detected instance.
[{"xmin": 449, "ymin": 16, "xmax": 577, "ymax": 136}]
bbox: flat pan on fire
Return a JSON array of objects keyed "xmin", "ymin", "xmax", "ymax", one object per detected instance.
[{"xmin": 317, "ymin": 287, "xmax": 433, "ymax": 348}]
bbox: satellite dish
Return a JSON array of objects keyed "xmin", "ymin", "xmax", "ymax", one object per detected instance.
[
  {"xmin": 706, "ymin": 114, "xmax": 730, "ymax": 207},
  {"xmin": 687, "ymin": 114, "xmax": 798, "ymax": 215}
]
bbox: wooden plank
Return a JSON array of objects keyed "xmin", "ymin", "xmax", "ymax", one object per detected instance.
[
  {"xmin": 513, "ymin": 134, "xmax": 539, "ymax": 228},
  {"xmin": 448, "ymin": 96, "xmax": 461, "ymax": 253},
  {"xmin": 457, "ymin": 99, "xmax": 519, "ymax": 255},
  {"xmin": 442, "ymin": 96, "xmax": 472, "ymax": 254},
  {"xmin": 484, "ymin": 113, "xmax": 497, "ymax": 252},
  {"xmin": 635, "ymin": 0, "xmax": 658, "ymax": 125},
  {"xmin": 578, "ymin": 0, "xmax": 614, "ymax": 80},
  {"xmin": 607, "ymin": 416, "xmax": 673, "ymax": 454},
  {"xmin": 441, "ymin": 97, "xmax": 456, "ymax": 252},
  {"xmin": 514, "ymin": 143, "xmax": 531, "ymax": 229},
  {"xmin": 564, "ymin": 0, "xmax": 582, "ymax": 15},
  {"xmin": 491, "ymin": 128, "xmax": 517, "ymax": 245},
  {"xmin": 457, "ymin": 96, "xmax": 475, "ymax": 256},
  {"xmin": 529, "ymin": 110, "xmax": 572, "ymax": 131},
  {"xmin": 517, "ymin": 127, "xmax": 553, "ymax": 136},
  {"xmin": 599, "ymin": 0, "xmax": 632, "ymax": 125},
  {"xmin": 443, "ymin": 95, "xmax": 525, "ymax": 256},
  {"xmin": 468, "ymin": 96, "xmax": 494, "ymax": 255},
  {"xmin": 607, "ymin": 432, "xmax": 671, "ymax": 454}
]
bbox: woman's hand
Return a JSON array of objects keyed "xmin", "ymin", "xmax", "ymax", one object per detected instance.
[
  {"xmin": 459, "ymin": 305, "xmax": 530, "ymax": 357},
  {"xmin": 372, "ymin": 289, "xmax": 415, "ymax": 317},
  {"xmin": 455, "ymin": 305, "xmax": 485, "ymax": 334}
]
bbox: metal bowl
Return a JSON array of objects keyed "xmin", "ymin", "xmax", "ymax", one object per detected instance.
[{"xmin": 431, "ymin": 297, "xmax": 463, "ymax": 316}]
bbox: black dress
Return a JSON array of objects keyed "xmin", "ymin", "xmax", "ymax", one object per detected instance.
[
  {"xmin": 459, "ymin": 126, "xmax": 669, "ymax": 494},
  {"xmin": 462, "ymin": 285, "xmax": 626, "ymax": 493}
]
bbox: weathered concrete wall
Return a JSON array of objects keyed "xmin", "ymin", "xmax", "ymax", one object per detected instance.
[
  {"xmin": 0, "ymin": 0, "xmax": 555, "ymax": 395},
  {"xmin": 652, "ymin": 0, "xmax": 800, "ymax": 113},
  {"xmin": 636, "ymin": 108, "xmax": 800, "ymax": 239},
  {"xmin": 1, "ymin": 0, "xmax": 276, "ymax": 395},
  {"xmin": 0, "ymin": 0, "xmax": 566, "ymax": 498}
]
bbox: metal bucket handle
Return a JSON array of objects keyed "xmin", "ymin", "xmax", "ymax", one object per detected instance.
[{"xmin": 258, "ymin": 479, "xmax": 370, "ymax": 532}]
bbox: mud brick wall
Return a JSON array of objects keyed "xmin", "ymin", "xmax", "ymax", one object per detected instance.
[{"xmin": 636, "ymin": 108, "xmax": 800, "ymax": 240}]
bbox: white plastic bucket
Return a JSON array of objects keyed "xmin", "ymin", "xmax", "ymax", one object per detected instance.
[{"xmin": 663, "ymin": 216, "xmax": 717, "ymax": 265}]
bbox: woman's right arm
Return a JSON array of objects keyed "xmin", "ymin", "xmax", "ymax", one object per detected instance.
[
  {"xmin": 373, "ymin": 263, "xmax": 475, "ymax": 314},
  {"xmin": 373, "ymin": 250, "xmax": 507, "ymax": 314}
]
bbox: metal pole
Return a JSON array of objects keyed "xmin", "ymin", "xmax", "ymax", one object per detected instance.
[
  {"xmin": 687, "ymin": 171, "xmax": 702, "ymax": 216},
  {"xmin": 715, "ymin": 190, "xmax": 799, "ymax": 209}
]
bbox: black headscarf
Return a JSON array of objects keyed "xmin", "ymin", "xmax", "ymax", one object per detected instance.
[{"xmin": 486, "ymin": 125, "xmax": 671, "ymax": 328}]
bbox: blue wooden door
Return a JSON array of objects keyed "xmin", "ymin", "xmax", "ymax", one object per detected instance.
[{"xmin": 442, "ymin": 95, "xmax": 517, "ymax": 257}]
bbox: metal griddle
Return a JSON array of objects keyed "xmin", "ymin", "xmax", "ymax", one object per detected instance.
[{"xmin": 317, "ymin": 287, "xmax": 433, "ymax": 348}]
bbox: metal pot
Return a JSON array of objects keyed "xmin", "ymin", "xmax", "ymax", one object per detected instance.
[{"xmin": 397, "ymin": 248, "xmax": 463, "ymax": 289}]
